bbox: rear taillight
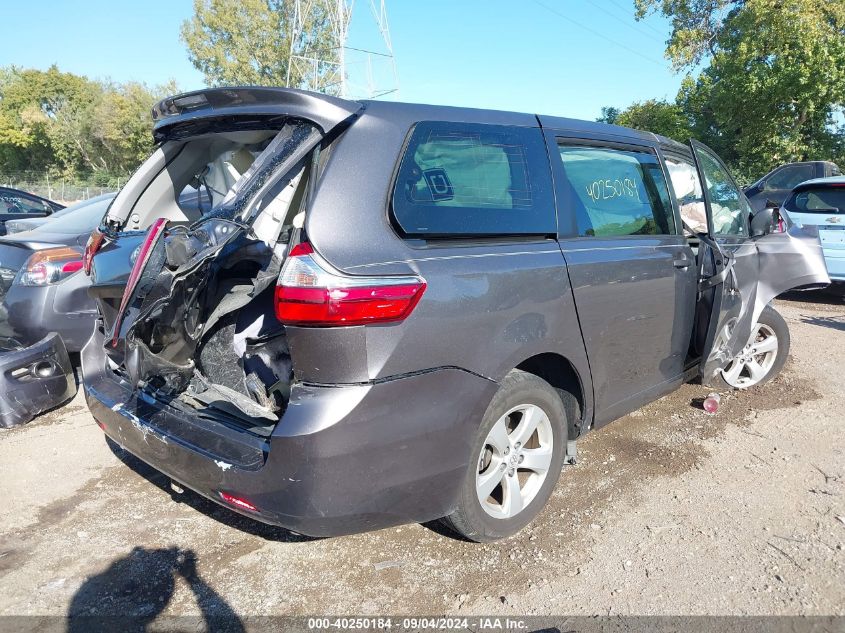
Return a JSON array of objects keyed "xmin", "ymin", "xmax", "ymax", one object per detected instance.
[
  {"xmin": 17, "ymin": 247, "xmax": 84, "ymax": 286},
  {"xmin": 275, "ymin": 243, "xmax": 426, "ymax": 327},
  {"xmin": 82, "ymin": 227, "xmax": 106, "ymax": 275}
]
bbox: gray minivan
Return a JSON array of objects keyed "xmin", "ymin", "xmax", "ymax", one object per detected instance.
[{"xmin": 81, "ymin": 88, "xmax": 829, "ymax": 541}]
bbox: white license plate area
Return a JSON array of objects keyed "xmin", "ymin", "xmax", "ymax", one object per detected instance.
[{"xmin": 820, "ymin": 228, "xmax": 845, "ymax": 246}]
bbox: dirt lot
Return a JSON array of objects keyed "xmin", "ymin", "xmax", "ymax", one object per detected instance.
[{"xmin": 0, "ymin": 294, "xmax": 843, "ymax": 620}]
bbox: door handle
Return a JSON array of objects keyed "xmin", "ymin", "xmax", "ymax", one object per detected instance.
[{"xmin": 673, "ymin": 258, "xmax": 692, "ymax": 269}]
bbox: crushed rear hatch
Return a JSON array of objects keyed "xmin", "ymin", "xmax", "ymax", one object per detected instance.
[{"xmin": 85, "ymin": 88, "xmax": 361, "ymax": 434}]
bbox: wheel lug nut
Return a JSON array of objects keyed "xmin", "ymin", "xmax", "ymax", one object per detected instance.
[
  {"xmin": 500, "ymin": 463, "xmax": 506, "ymax": 471},
  {"xmin": 515, "ymin": 442, "xmax": 521, "ymax": 449},
  {"xmin": 504, "ymin": 447, "xmax": 510, "ymax": 455},
  {"xmin": 507, "ymin": 468, "xmax": 515, "ymax": 477},
  {"xmin": 518, "ymin": 454, "xmax": 524, "ymax": 464}
]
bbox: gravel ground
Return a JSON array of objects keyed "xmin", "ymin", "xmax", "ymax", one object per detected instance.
[{"xmin": 0, "ymin": 293, "xmax": 843, "ymax": 620}]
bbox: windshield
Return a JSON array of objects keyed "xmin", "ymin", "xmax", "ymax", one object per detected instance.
[
  {"xmin": 785, "ymin": 187, "xmax": 845, "ymax": 214},
  {"xmin": 39, "ymin": 196, "xmax": 114, "ymax": 233}
]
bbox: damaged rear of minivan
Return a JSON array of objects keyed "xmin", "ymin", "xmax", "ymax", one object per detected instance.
[
  {"xmin": 89, "ymin": 97, "xmax": 330, "ymax": 430},
  {"xmin": 84, "ymin": 88, "xmax": 478, "ymax": 538},
  {"xmin": 82, "ymin": 88, "xmax": 399, "ymax": 534},
  {"xmin": 85, "ymin": 87, "xmax": 828, "ymax": 541}
]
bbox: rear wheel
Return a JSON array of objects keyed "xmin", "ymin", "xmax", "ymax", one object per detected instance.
[
  {"xmin": 440, "ymin": 370, "xmax": 566, "ymax": 542},
  {"xmin": 711, "ymin": 305, "xmax": 790, "ymax": 390}
]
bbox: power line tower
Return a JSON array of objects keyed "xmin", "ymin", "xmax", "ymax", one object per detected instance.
[{"xmin": 286, "ymin": 0, "xmax": 399, "ymax": 99}]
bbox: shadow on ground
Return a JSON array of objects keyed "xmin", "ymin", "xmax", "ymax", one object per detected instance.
[
  {"xmin": 798, "ymin": 314, "xmax": 845, "ymax": 331},
  {"xmin": 67, "ymin": 546, "xmax": 244, "ymax": 632}
]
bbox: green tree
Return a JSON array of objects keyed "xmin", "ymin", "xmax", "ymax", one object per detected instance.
[
  {"xmin": 636, "ymin": 0, "xmax": 845, "ymax": 180},
  {"xmin": 0, "ymin": 66, "xmax": 175, "ymax": 178},
  {"xmin": 615, "ymin": 99, "xmax": 692, "ymax": 142},
  {"xmin": 0, "ymin": 66, "xmax": 93, "ymax": 174},
  {"xmin": 91, "ymin": 81, "xmax": 177, "ymax": 174},
  {"xmin": 596, "ymin": 106, "xmax": 621, "ymax": 125},
  {"xmin": 181, "ymin": 0, "xmax": 339, "ymax": 91}
]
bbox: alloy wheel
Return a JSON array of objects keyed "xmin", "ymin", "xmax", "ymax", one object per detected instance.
[
  {"xmin": 475, "ymin": 404, "xmax": 554, "ymax": 519},
  {"xmin": 720, "ymin": 323, "xmax": 779, "ymax": 388}
]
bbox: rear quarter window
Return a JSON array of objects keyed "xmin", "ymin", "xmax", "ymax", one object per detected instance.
[{"xmin": 391, "ymin": 121, "xmax": 556, "ymax": 237}]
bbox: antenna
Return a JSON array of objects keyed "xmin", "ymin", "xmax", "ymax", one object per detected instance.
[{"xmin": 287, "ymin": 0, "xmax": 399, "ymax": 99}]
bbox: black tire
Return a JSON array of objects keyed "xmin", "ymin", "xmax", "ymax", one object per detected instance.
[
  {"xmin": 707, "ymin": 304, "xmax": 790, "ymax": 390},
  {"xmin": 440, "ymin": 370, "xmax": 567, "ymax": 542}
]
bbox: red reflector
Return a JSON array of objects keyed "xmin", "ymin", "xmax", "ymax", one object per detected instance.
[
  {"xmin": 218, "ymin": 491, "xmax": 259, "ymax": 513},
  {"xmin": 96, "ymin": 420, "xmax": 106, "ymax": 431},
  {"xmin": 288, "ymin": 242, "xmax": 314, "ymax": 257},
  {"xmin": 62, "ymin": 260, "xmax": 84, "ymax": 274}
]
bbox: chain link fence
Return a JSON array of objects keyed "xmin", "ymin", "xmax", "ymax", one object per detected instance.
[{"xmin": 0, "ymin": 173, "xmax": 128, "ymax": 205}]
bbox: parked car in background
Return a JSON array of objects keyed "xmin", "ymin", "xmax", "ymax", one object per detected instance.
[
  {"xmin": 744, "ymin": 161, "xmax": 841, "ymax": 213},
  {"xmin": 5, "ymin": 188, "xmax": 210, "ymax": 234},
  {"xmin": 0, "ymin": 195, "xmax": 114, "ymax": 428},
  {"xmin": 0, "ymin": 186, "xmax": 214, "ymax": 428},
  {"xmin": 4, "ymin": 193, "xmax": 115, "ymax": 234},
  {"xmin": 0, "ymin": 186, "xmax": 64, "ymax": 235},
  {"xmin": 779, "ymin": 177, "xmax": 845, "ymax": 293},
  {"xmin": 81, "ymin": 87, "xmax": 829, "ymax": 541}
]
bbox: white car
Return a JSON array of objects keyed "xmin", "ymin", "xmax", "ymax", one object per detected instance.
[{"xmin": 779, "ymin": 176, "xmax": 845, "ymax": 291}]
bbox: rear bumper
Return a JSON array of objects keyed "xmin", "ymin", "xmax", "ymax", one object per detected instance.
[
  {"xmin": 822, "ymin": 250, "xmax": 845, "ymax": 281},
  {"xmin": 81, "ymin": 328, "xmax": 496, "ymax": 537},
  {"xmin": 0, "ymin": 333, "xmax": 76, "ymax": 428},
  {"xmin": 2, "ymin": 277, "xmax": 97, "ymax": 353}
]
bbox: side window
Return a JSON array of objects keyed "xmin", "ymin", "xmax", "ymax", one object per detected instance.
[
  {"xmin": 692, "ymin": 145, "xmax": 750, "ymax": 237},
  {"xmin": 665, "ymin": 156, "xmax": 707, "ymax": 234},
  {"xmin": 391, "ymin": 121, "xmax": 556, "ymax": 236},
  {"xmin": 0, "ymin": 194, "xmax": 49, "ymax": 215},
  {"xmin": 557, "ymin": 145, "xmax": 676, "ymax": 237},
  {"xmin": 765, "ymin": 164, "xmax": 814, "ymax": 191}
]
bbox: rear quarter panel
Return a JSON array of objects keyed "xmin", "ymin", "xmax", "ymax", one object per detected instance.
[{"xmin": 296, "ymin": 103, "xmax": 594, "ymax": 422}]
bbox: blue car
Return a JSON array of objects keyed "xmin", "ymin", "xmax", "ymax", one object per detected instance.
[{"xmin": 779, "ymin": 177, "xmax": 845, "ymax": 290}]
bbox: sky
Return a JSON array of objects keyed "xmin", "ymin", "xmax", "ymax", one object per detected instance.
[{"xmin": 1, "ymin": 0, "xmax": 684, "ymax": 121}]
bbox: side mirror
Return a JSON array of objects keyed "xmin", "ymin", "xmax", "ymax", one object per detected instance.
[{"xmin": 751, "ymin": 207, "xmax": 776, "ymax": 237}]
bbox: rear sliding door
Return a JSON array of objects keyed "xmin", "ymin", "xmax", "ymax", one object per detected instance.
[{"xmin": 548, "ymin": 137, "xmax": 698, "ymax": 426}]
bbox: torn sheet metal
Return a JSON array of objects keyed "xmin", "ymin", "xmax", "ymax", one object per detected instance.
[
  {"xmin": 96, "ymin": 122, "xmax": 316, "ymax": 422},
  {"xmin": 701, "ymin": 224, "xmax": 830, "ymax": 380}
]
